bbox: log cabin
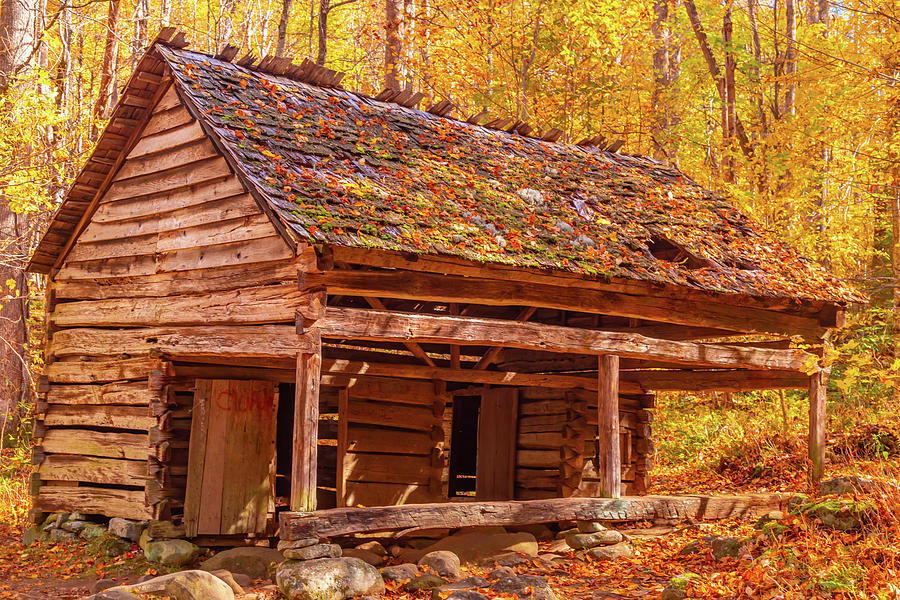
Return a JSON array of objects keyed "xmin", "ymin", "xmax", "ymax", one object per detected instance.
[{"xmin": 26, "ymin": 29, "xmax": 861, "ymax": 540}]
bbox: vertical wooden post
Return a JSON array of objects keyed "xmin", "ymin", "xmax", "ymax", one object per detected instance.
[
  {"xmin": 808, "ymin": 369, "xmax": 827, "ymax": 486},
  {"xmin": 596, "ymin": 354, "xmax": 621, "ymax": 498},
  {"xmin": 291, "ymin": 333, "xmax": 321, "ymax": 512},
  {"xmin": 336, "ymin": 388, "xmax": 349, "ymax": 508}
]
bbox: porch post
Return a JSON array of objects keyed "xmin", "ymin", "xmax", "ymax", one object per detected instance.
[
  {"xmin": 596, "ymin": 354, "xmax": 621, "ymax": 498},
  {"xmin": 808, "ymin": 369, "xmax": 827, "ymax": 486},
  {"xmin": 291, "ymin": 333, "xmax": 322, "ymax": 512}
]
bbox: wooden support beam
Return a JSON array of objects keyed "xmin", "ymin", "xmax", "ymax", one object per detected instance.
[
  {"xmin": 292, "ymin": 334, "xmax": 322, "ymax": 512},
  {"xmin": 321, "ymin": 358, "xmax": 644, "ymax": 394},
  {"xmin": 449, "ymin": 303, "xmax": 461, "ymax": 369},
  {"xmin": 596, "ymin": 355, "xmax": 621, "ymax": 498},
  {"xmin": 319, "ymin": 250, "xmax": 838, "ymax": 337},
  {"xmin": 475, "ymin": 307, "xmax": 536, "ymax": 370},
  {"xmin": 808, "ymin": 369, "xmax": 827, "ymax": 486},
  {"xmin": 320, "ymin": 307, "xmax": 815, "ymax": 371},
  {"xmin": 622, "ymin": 369, "xmax": 809, "ymax": 392},
  {"xmin": 279, "ymin": 493, "xmax": 789, "ymax": 539},
  {"xmin": 364, "ymin": 298, "xmax": 435, "ymax": 367}
]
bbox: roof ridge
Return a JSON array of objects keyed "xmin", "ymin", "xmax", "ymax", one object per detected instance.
[{"xmin": 152, "ymin": 28, "xmax": 636, "ymax": 155}]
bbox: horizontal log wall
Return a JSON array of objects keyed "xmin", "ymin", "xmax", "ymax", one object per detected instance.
[
  {"xmin": 36, "ymin": 87, "xmax": 302, "ymax": 522},
  {"xmin": 515, "ymin": 387, "xmax": 653, "ymax": 500},
  {"xmin": 339, "ymin": 376, "xmax": 447, "ymax": 508}
]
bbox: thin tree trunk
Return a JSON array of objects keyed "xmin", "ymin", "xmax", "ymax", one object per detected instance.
[
  {"xmin": 723, "ymin": 0, "xmax": 736, "ymax": 182},
  {"xmin": 650, "ymin": 0, "xmax": 669, "ymax": 160},
  {"xmin": 384, "ymin": 0, "xmax": 402, "ymax": 88},
  {"xmin": 277, "ymin": 0, "xmax": 293, "ymax": 56},
  {"xmin": 747, "ymin": 0, "xmax": 766, "ymax": 136},
  {"xmin": 683, "ymin": 0, "xmax": 752, "ymax": 158},
  {"xmin": 891, "ymin": 168, "xmax": 900, "ymax": 404},
  {"xmin": 94, "ymin": 0, "xmax": 121, "ymax": 127},
  {"xmin": 783, "ymin": 0, "xmax": 796, "ymax": 115},
  {"xmin": 317, "ymin": 0, "xmax": 329, "ymax": 65}
]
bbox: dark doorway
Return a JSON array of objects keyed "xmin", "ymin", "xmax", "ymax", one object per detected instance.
[{"xmin": 448, "ymin": 395, "xmax": 480, "ymax": 497}]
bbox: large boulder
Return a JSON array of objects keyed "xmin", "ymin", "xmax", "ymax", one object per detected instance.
[
  {"xmin": 283, "ymin": 543, "xmax": 341, "ymax": 561},
  {"xmin": 144, "ymin": 539, "xmax": 200, "ymax": 566},
  {"xmin": 108, "ymin": 517, "xmax": 145, "ymax": 542},
  {"xmin": 380, "ymin": 563, "xmax": 419, "ymax": 582},
  {"xmin": 805, "ymin": 499, "xmax": 871, "ymax": 531},
  {"xmin": 587, "ymin": 542, "xmax": 634, "ymax": 561},
  {"xmin": 409, "ymin": 531, "xmax": 538, "ymax": 564},
  {"xmin": 200, "ymin": 546, "xmax": 284, "ymax": 579},
  {"xmin": 276, "ymin": 557, "xmax": 385, "ymax": 600},
  {"xmin": 819, "ymin": 475, "xmax": 878, "ymax": 496},
  {"xmin": 92, "ymin": 570, "xmax": 233, "ymax": 600},
  {"xmin": 565, "ymin": 530, "xmax": 623, "ymax": 550}
]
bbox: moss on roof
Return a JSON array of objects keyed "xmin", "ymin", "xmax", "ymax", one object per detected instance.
[{"xmin": 160, "ymin": 46, "xmax": 861, "ymax": 304}]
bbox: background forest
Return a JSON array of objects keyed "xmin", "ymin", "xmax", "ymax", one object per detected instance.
[{"xmin": 0, "ymin": 0, "xmax": 899, "ymax": 520}]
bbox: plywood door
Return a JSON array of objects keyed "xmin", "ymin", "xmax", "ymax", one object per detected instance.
[
  {"xmin": 184, "ymin": 379, "xmax": 277, "ymax": 536},
  {"xmin": 476, "ymin": 387, "xmax": 518, "ymax": 500}
]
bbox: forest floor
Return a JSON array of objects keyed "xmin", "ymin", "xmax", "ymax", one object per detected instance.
[{"xmin": 1, "ymin": 394, "xmax": 899, "ymax": 599}]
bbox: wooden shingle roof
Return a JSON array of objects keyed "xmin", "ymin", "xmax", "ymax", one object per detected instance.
[{"xmin": 30, "ymin": 40, "xmax": 862, "ymax": 305}]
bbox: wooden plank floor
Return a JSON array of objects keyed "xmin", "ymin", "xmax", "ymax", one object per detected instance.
[{"xmin": 279, "ymin": 493, "xmax": 787, "ymax": 539}]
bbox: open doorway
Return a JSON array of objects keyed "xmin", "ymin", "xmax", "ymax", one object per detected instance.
[
  {"xmin": 275, "ymin": 383, "xmax": 338, "ymax": 510},
  {"xmin": 447, "ymin": 388, "xmax": 518, "ymax": 501}
]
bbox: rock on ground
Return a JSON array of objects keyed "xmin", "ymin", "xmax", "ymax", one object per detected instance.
[
  {"xmin": 445, "ymin": 591, "xmax": 489, "ymax": 600},
  {"xmin": 208, "ymin": 569, "xmax": 246, "ymax": 595},
  {"xmin": 406, "ymin": 531, "xmax": 538, "ymax": 564},
  {"xmin": 492, "ymin": 575, "xmax": 558, "ymax": 600},
  {"xmin": 342, "ymin": 547, "xmax": 385, "ymax": 566},
  {"xmin": 576, "ymin": 520, "xmax": 606, "ymax": 533},
  {"xmin": 200, "ymin": 546, "xmax": 284, "ymax": 579},
  {"xmin": 276, "ymin": 557, "xmax": 385, "ymax": 600},
  {"xmin": 93, "ymin": 570, "xmax": 234, "ymax": 600},
  {"xmin": 283, "ymin": 543, "xmax": 341, "ymax": 561},
  {"xmin": 489, "ymin": 566, "xmax": 516, "ymax": 579},
  {"xmin": 108, "ymin": 517, "xmax": 144, "ymax": 542},
  {"xmin": 144, "ymin": 539, "xmax": 200, "ymax": 566},
  {"xmin": 418, "ymin": 550, "xmax": 461, "ymax": 579},
  {"xmin": 404, "ymin": 573, "xmax": 448, "ymax": 592},
  {"xmin": 565, "ymin": 530, "xmax": 623, "ymax": 550},
  {"xmin": 587, "ymin": 542, "xmax": 634, "ymax": 561},
  {"xmin": 380, "ymin": 563, "xmax": 419, "ymax": 582}
]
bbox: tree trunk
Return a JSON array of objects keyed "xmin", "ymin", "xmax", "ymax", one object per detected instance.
[
  {"xmin": 94, "ymin": 0, "xmax": 121, "ymax": 126},
  {"xmin": 783, "ymin": 0, "xmax": 797, "ymax": 115},
  {"xmin": 384, "ymin": 0, "xmax": 402, "ymax": 89},
  {"xmin": 650, "ymin": 0, "xmax": 670, "ymax": 160},
  {"xmin": 722, "ymin": 0, "xmax": 736, "ymax": 181},
  {"xmin": 277, "ymin": 0, "xmax": 293, "ymax": 56},
  {"xmin": 0, "ymin": 0, "xmax": 36, "ymax": 440},
  {"xmin": 892, "ymin": 167, "xmax": 900, "ymax": 404},
  {"xmin": 683, "ymin": 0, "xmax": 752, "ymax": 159},
  {"xmin": 316, "ymin": 0, "xmax": 329, "ymax": 65}
]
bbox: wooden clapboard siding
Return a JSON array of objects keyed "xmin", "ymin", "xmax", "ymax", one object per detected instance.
[
  {"xmin": 34, "ymin": 486, "xmax": 152, "ymax": 520},
  {"xmin": 40, "ymin": 429, "xmax": 148, "ymax": 460},
  {"xmin": 91, "ymin": 176, "xmax": 246, "ymax": 224},
  {"xmin": 38, "ymin": 454, "xmax": 147, "ymax": 487},
  {"xmin": 344, "ymin": 399, "xmax": 437, "ymax": 431},
  {"xmin": 343, "ymin": 453, "xmax": 432, "ymax": 485},
  {"xmin": 43, "ymin": 405, "xmax": 156, "ymax": 430},
  {"xmin": 344, "ymin": 483, "xmax": 436, "ymax": 507}
]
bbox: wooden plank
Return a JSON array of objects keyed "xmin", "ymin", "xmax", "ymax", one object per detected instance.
[
  {"xmin": 292, "ymin": 336, "xmax": 322, "ymax": 512},
  {"xmin": 45, "ymin": 357, "xmax": 155, "ymax": 383},
  {"xmin": 57, "ymin": 236, "xmax": 293, "ymax": 280},
  {"xmin": 281, "ymin": 493, "xmax": 789, "ymax": 538},
  {"xmin": 321, "ymin": 358, "xmax": 643, "ymax": 394},
  {"xmin": 516, "ymin": 449, "xmax": 560, "ymax": 469},
  {"xmin": 152, "ymin": 85, "xmax": 182, "ymax": 114},
  {"xmin": 50, "ymin": 325, "xmax": 316, "ymax": 360},
  {"xmin": 103, "ymin": 156, "xmax": 231, "ymax": 204},
  {"xmin": 52, "ymin": 284, "xmax": 324, "ymax": 327},
  {"xmin": 337, "ymin": 389, "xmax": 349, "ymax": 507},
  {"xmin": 38, "ymin": 454, "xmax": 147, "ymax": 486},
  {"xmin": 79, "ymin": 193, "xmax": 261, "ymax": 243},
  {"xmin": 596, "ymin": 355, "xmax": 621, "ymax": 498},
  {"xmin": 66, "ymin": 213, "xmax": 276, "ymax": 262},
  {"xmin": 346, "ymin": 400, "xmax": 436, "ymax": 431},
  {"xmin": 53, "ymin": 259, "xmax": 301, "ymax": 300},
  {"xmin": 344, "ymin": 452, "xmax": 432, "ymax": 485},
  {"xmin": 41, "ymin": 429, "xmax": 148, "ymax": 460},
  {"xmin": 114, "ymin": 138, "xmax": 220, "ymax": 181},
  {"xmin": 622, "ymin": 369, "xmax": 809, "ymax": 392},
  {"xmin": 35, "ymin": 487, "xmax": 152, "ymax": 520},
  {"xmin": 43, "ymin": 405, "xmax": 155, "ymax": 430},
  {"xmin": 809, "ymin": 370, "xmax": 827, "ymax": 484},
  {"xmin": 343, "ymin": 482, "xmax": 438, "ymax": 508},
  {"xmin": 321, "ymin": 307, "xmax": 815, "ymax": 371},
  {"xmin": 90, "ymin": 176, "xmax": 245, "ymax": 224},
  {"xmin": 347, "ymin": 377, "xmax": 446, "ymax": 406},
  {"xmin": 477, "ymin": 388, "xmax": 518, "ymax": 500},
  {"xmin": 184, "ymin": 379, "xmax": 211, "ymax": 537},
  {"xmin": 46, "ymin": 382, "xmax": 151, "ymax": 404},
  {"xmin": 142, "ymin": 105, "xmax": 194, "ymax": 137},
  {"xmin": 198, "ymin": 380, "xmax": 229, "ymax": 534},
  {"xmin": 346, "ymin": 426, "xmax": 436, "ymax": 455},
  {"xmin": 126, "ymin": 120, "xmax": 206, "ymax": 160},
  {"xmin": 328, "ymin": 246, "xmax": 836, "ymax": 330}
]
